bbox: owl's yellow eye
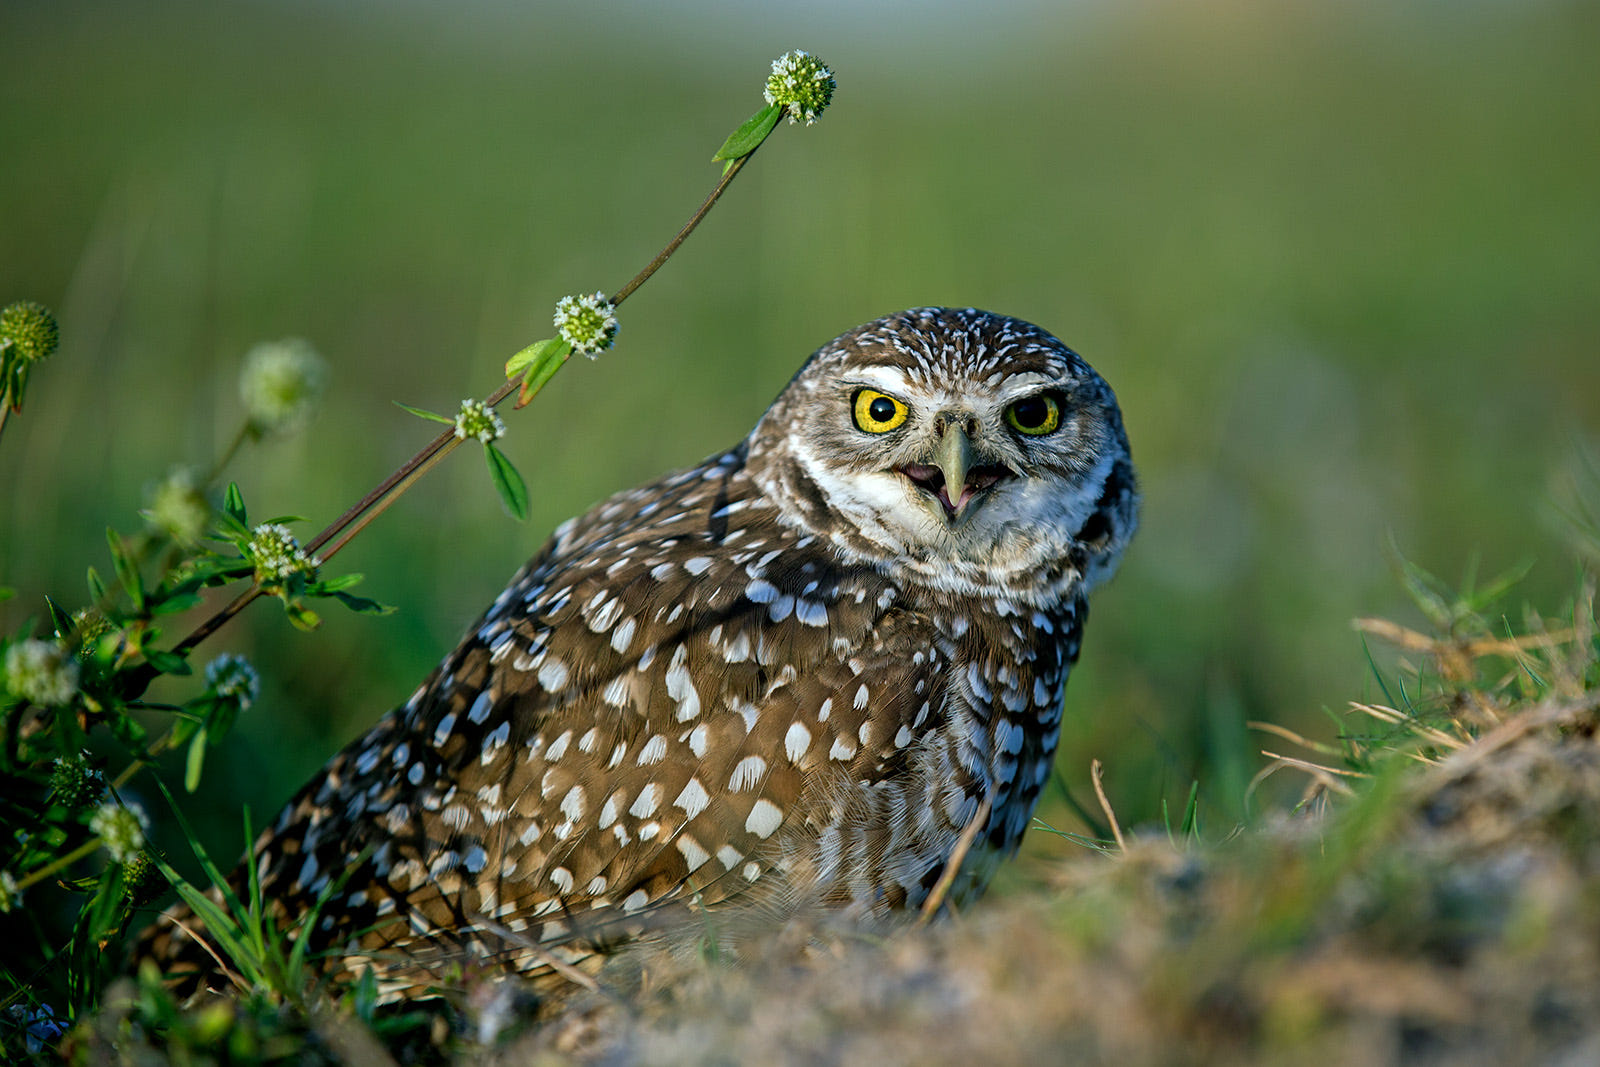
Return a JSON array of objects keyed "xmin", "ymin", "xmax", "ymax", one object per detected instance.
[
  {"xmin": 1005, "ymin": 393, "xmax": 1062, "ymax": 436},
  {"xmin": 852, "ymin": 389, "xmax": 909, "ymax": 433}
]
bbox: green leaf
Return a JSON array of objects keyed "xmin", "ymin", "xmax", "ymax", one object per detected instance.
[
  {"xmin": 350, "ymin": 966, "xmax": 380, "ymax": 1024},
  {"xmin": 516, "ymin": 339, "xmax": 573, "ymax": 406},
  {"xmin": 505, "ymin": 336, "xmax": 566, "ymax": 380},
  {"xmin": 311, "ymin": 572, "xmax": 365, "ymax": 593},
  {"xmin": 86, "ymin": 565, "xmax": 108, "ymax": 604},
  {"xmin": 107, "ymin": 527, "xmax": 145, "ymax": 612},
  {"xmin": 149, "ymin": 777, "xmax": 251, "ymax": 923},
  {"xmin": 1465, "ymin": 557, "xmax": 1536, "ymax": 613},
  {"xmin": 146, "ymin": 848, "xmax": 253, "ymax": 977},
  {"xmin": 144, "ymin": 647, "xmax": 192, "ymax": 676},
  {"xmin": 284, "ymin": 598, "xmax": 322, "ymax": 631},
  {"xmin": 211, "ymin": 509, "xmax": 252, "ymax": 543},
  {"xmin": 185, "ymin": 727, "xmax": 208, "ymax": 792},
  {"xmin": 149, "ymin": 592, "xmax": 203, "ymax": 616},
  {"xmin": 207, "ymin": 702, "xmax": 238, "ymax": 744},
  {"xmin": 67, "ymin": 863, "xmax": 127, "ymax": 1011},
  {"xmin": 171, "ymin": 712, "xmax": 203, "ymax": 747},
  {"xmin": 330, "ymin": 590, "xmax": 396, "ymax": 616},
  {"xmin": 713, "ymin": 102, "xmax": 781, "ymax": 162},
  {"xmin": 223, "ymin": 482, "xmax": 247, "ymax": 528},
  {"xmin": 45, "ymin": 595, "xmax": 74, "ymax": 639},
  {"xmin": 109, "ymin": 713, "xmax": 147, "ymax": 748},
  {"xmin": 484, "ymin": 442, "xmax": 529, "ymax": 521},
  {"xmin": 395, "ymin": 401, "xmax": 455, "ymax": 425}
]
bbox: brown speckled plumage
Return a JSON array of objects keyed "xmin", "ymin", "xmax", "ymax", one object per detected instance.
[{"xmin": 140, "ymin": 307, "xmax": 1138, "ymax": 1001}]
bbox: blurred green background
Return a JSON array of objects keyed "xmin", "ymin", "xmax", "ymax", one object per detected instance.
[{"xmin": 2, "ymin": 0, "xmax": 1597, "ymax": 875}]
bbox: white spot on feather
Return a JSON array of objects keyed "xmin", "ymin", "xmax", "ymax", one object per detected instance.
[
  {"xmin": 677, "ymin": 835, "xmax": 710, "ymax": 872},
  {"xmin": 746, "ymin": 798, "xmax": 783, "ymax": 839},
  {"xmin": 545, "ymin": 729, "xmax": 572, "ymax": 762},
  {"xmin": 785, "ymin": 722, "xmax": 812, "ymax": 763},
  {"xmin": 630, "ymin": 783, "xmax": 662, "ymax": 818},
  {"xmin": 674, "ymin": 778, "xmax": 710, "ymax": 820},
  {"xmin": 637, "ymin": 734, "xmax": 668, "ymax": 765},
  {"xmin": 432, "ymin": 714, "xmax": 456, "ymax": 747},
  {"xmin": 538, "ymin": 657, "xmax": 569, "ymax": 692},
  {"xmin": 728, "ymin": 755, "xmax": 767, "ymax": 791}
]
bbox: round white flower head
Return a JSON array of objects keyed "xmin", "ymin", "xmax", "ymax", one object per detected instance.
[
  {"xmin": 454, "ymin": 398, "xmax": 506, "ymax": 444},
  {"xmin": 205, "ymin": 653, "xmax": 260, "ymax": 711},
  {"xmin": 145, "ymin": 467, "xmax": 210, "ymax": 546},
  {"xmin": 764, "ymin": 50, "xmax": 835, "ymax": 126},
  {"xmin": 0, "ymin": 871, "xmax": 19, "ymax": 914},
  {"xmin": 4, "ymin": 640, "xmax": 79, "ymax": 707},
  {"xmin": 553, "ymin": 292, "xmax": 618, "ymax": 358},
  {"xmin": 246, "ymin": 523, "xmax": 320, "ymax": 584},
  {"xmin": 239, "ymin": 338, "xmax": 327, "ymax": 435},
  {"xmin": 90, "ymin": 801, "xmax": 149, "ymax": 865}
]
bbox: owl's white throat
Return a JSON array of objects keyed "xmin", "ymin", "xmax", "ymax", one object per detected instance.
[{"xmin": 774, "ymin": 433, "xmax": 1104, "ymax": 604}]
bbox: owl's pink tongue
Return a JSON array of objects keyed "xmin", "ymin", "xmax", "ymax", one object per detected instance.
[{"xmin": 899, "ymin": 462, "xmax": 1012, "ymax": 520}]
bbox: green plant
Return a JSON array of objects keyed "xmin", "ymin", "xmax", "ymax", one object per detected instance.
[{"xmin": 0, "ymin": 49, "xmax": 834, "ymax": 1060}]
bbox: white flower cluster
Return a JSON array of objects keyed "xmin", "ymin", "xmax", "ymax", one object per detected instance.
[
  {"xmin": 4, "ymin": 640, "xmax": 79, "ymax": 707},
  {"xmin": 205, "ymin": 652, "xmax": 260, "ymax": 710},
  {"xmin": 764, "ymin": 50, "xmax": 835, "ymax": 126},
  {"xmin": 453, "ymin": 398, "xmax": 506, "ymax": 443},
  {"xmin": 553, "ymin": 292, "xmax": 619, "ymax": 358},
  {"xmin": 239, "ymin": 337, "xmax": 327, "ymax": 435},
  {"xmin": 146, "ymin": 467, "xmax": 210, "ymax": 545},
  {"xmin": 90, "ymin": 801, "xmax": 149, "ymax": 865},
  {"xmin": 246, "ymin": 523, "xmax": 320, "ymax": 583}
]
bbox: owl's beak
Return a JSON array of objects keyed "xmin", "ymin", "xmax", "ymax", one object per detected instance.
[
  {"xmin": 934, "ymin": 425, "xmax": 977, "ymax": 510},
  {"xmin": 900, "ymin": 425, "xmax": 1013, "ymax": 524}
]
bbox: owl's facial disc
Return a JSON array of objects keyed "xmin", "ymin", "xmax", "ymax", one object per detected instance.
[{"xmin": 897, "ymin": 423, "xmax": 1014, "ymax": 524}]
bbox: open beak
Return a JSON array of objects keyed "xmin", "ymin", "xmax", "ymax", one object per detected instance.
[{"xmin": 898, "ymin": 426, "xmax": 1013, "ymax": 523}]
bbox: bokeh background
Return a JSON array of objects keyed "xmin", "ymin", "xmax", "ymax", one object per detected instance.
[{"xmin": 3, "ymin": 0, "xmax": 1597, "ymax": 878}]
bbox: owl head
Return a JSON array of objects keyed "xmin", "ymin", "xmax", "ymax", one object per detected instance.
[{"xmin": 749, "ymin": 308, "xmax": 1137, "ymax": 601}]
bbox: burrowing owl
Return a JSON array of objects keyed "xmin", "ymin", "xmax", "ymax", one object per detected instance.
[{"xmin": 142, "ymin": 307, "xmax": 1137, "ymax": 1000}]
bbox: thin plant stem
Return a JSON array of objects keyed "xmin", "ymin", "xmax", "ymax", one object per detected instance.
[
  {"xmin": 609, "ymin": 151, "xmax": 755, "ymax": 308},
  {"xmin": 160, "ymin": 140, "xmax": 767, "ymax": 674},
  {"xmin": 1092, "ymin": 759, "xmax": 1127, "ymax": 854},
  {"xmin": 16, "ymin": 837, "xmax": 102, "ymax": 893},
  {"xmin": 205, "ymin": 422, "xmax": 254, "ymax": 488}
]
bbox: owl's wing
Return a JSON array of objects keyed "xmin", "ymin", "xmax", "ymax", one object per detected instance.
[{"xmin": 221, "ymin": 449, "xmax": 961, "ymax": 994}]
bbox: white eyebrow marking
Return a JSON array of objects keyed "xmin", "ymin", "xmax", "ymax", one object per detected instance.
[
  {"xmin": 843, "ymin": 367, "xmax": 918, "ymax": 395},
  {"xmin": 995, "ymin": 371, "xmax": 1065, "ymax": 401}
]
